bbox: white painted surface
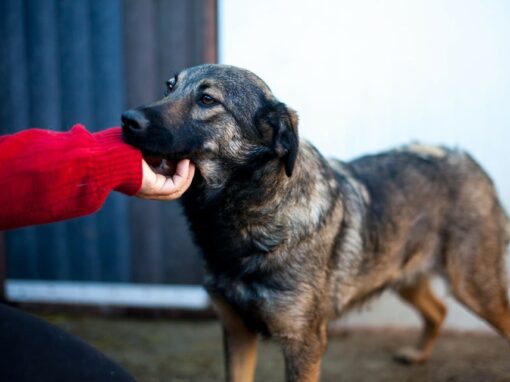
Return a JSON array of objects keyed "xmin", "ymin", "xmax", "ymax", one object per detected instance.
[
  {"xmin": 220, "ymin": 0, "xmax": 510, "ymax": 330},
  {"xmin": 6, "ymin": 280, "xmax": 210, "ymax": 310}
]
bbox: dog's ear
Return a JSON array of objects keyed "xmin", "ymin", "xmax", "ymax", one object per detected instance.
[{"xmin": 255, "ymin": 101, "xmax": 299, "ymax": 177}]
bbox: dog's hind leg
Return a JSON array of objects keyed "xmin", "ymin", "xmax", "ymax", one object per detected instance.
[
  {"xmin": 444, "ymin": 189, "xmax": 510, "ymax": 343},
  {"xmin": 393, "ymin": 277, "xmax": 447, "ymax": 364},
  {"xmin": 447, "ymin": 245, "xmax": 510, "ymax": 343}
]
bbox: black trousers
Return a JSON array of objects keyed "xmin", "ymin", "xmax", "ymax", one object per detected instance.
[{"xmin": 0, "ymin": 303, "xmax": 135, "ymax": 382}]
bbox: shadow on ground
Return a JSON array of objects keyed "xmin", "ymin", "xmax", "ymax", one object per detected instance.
[{"xmin": 42, "ymin": 314, "xmax": 510, "ymax": 382}]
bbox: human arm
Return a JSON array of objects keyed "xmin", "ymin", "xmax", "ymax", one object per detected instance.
[{"xmin": 0, "ymin": 125, "xmax": 194, "ymax": 230}]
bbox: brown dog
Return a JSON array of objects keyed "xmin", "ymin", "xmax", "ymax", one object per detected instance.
[{"xmin": 122, "ymin": 64, "xmax": 510, "ymax": 382}]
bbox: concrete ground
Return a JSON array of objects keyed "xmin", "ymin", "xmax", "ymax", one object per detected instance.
[{"xmin": 42, "ymin": 314, "xmax": 510, "ymax": 382}]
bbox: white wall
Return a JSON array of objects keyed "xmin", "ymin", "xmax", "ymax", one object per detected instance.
[{"xmin": 220, "ymin": 0, "xmax": 510, "ymax": 330}]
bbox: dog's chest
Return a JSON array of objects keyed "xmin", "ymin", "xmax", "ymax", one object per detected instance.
[{"xmin": 206, "ymin": 273, "xmax": 291, "ymax": 335}]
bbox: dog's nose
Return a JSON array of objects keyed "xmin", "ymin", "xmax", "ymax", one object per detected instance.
[{"xmin": 121, "ymin": 109, "xmax": 149, "ymax": 132}]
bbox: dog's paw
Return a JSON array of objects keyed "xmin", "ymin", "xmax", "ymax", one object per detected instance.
[{"xmin": 393, "ymin": 346, "xmax": 428, "ymax": 365}]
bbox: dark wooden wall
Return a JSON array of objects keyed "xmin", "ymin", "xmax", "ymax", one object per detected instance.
[{"xmin": 0, "ymin": 0, "xmax": 217, "ymax": 286}]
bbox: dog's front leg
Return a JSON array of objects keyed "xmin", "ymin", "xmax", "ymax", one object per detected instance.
[
  {"xmin": 222, "ymin": 325, "xmax": 258, "ymax": 382},
  {"xmin": 281, "ymin": 323, "xmax": 327, "ymax": 382},
  {"xmin": 211, "ymin": 295, "xmax": 258, "ymax": 382}
]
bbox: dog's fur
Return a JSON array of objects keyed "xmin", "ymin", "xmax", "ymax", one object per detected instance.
[{"xmin": 122, "ymin": 64, "xmax": 510, "ymax": 382}]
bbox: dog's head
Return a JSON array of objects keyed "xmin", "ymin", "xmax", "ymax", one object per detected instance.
[{"xmin": 122, "ymin": 64, "xmax": 299, "ymax": 189}]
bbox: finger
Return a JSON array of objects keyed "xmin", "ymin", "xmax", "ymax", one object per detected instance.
[
  {"xmin": 158, "ymin": 159, "xmax": 190, "ymax": 192},
  {"xmin": 172, "ymin": 159, "xmax": 191, "ymax": 184},
  {"xmin": 175, "ymin": 161, "xmax": 195, "ymax": 194},
  {"xmin": 164, "ymin": 165, "xmax": 194, "ymax": 197},
  {"xmin": 137, "ymin": 160, "xmax": 172, "ymax": 199},
  {"xmin": 137, "ymin": 158, "xmax": 196, "ymax": 200},
  {"xmin": 156, "ymin": 161, "xmax": 195, "ymax": 199},
  {"xmin": 139, "ymin": 159, "xmax": 159, "ymax": 188},
  {"xmin": 184, "ymin": 162, "xmax": 196, "ymax": 185}
]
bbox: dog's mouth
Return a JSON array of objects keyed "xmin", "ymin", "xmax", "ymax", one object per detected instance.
[{"xmin": 143, "ymin": 154, "xmax": 178, "ymax": 176}]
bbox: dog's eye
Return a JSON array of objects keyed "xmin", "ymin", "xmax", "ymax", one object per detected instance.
[
  {"xmin": 164, "ymin": 76, "xmax": 177, "ymax": 96},
  {"xmin": 199, "ymin": 94, "xmax": 217, "ymax": 106}
]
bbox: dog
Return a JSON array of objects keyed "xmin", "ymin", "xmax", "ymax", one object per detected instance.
[{"xmin": 122, "ymin": 64, "xmax": 510, "ymax": 382}]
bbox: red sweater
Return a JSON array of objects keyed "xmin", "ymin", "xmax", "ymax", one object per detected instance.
[{"xmin": 0, "ymin": 125, "xmax": 142, "ymax": 230}]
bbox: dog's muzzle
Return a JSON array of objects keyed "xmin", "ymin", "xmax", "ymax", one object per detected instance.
[
  {"xmin": 121, "ymin": 109, "xmax": 149, "ymax": 134},
  {"xmin": 121, "ymin": 108, "xmax": 178, "ymax": 175}
]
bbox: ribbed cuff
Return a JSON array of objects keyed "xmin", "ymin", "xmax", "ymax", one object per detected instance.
[{"xmin": 91, "ymin": 126, "xmax": 143, "ymax": 195}]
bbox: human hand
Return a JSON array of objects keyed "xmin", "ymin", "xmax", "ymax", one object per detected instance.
[{"xmin": 136, "ymin": 158, "xmax": 195, "ymax": 200}]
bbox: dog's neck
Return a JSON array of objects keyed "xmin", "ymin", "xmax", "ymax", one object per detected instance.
[{"xmin": 181, "ymin": 140, "xmax": 342, "ymax": 275}]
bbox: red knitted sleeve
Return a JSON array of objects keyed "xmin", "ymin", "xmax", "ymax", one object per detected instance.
[{"xmin": 0, "ymin": 124, "xmax": 142, "ymax": 230}]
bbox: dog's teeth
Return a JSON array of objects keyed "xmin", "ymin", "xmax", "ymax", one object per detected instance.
[
  {"xmin": 160, "ymin": 159, "xmax": 170, "ymax": 171},
  {"xmin": 153, "ymin": 159, "xmax": 177, "ymax": 176}
]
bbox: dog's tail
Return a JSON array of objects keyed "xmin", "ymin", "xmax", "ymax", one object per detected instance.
[
  {"xmin": 506, "ymin": 216, "xmax": 510, "ymax": 246},
  {"xmin": 504, "ymin": 210, "xmax": 510, "ymax": 249}
]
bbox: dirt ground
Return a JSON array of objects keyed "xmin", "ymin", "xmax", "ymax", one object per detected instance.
[{"xmin": 41, "ymin": 314, "xmax": 510, "ymax": 382}]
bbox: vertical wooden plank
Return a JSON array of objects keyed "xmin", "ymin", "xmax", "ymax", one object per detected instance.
[
  {"xmin": 0, "ymin": 233, "xmax": 5, "ymax": 301},
  {"xmin": 123, "ymin": 0, "xmax": 166, "ymax": 283},
  {"xmin": 130, "ymin": 201, "xmax": 166, "ymax": 283},
  {"xmin": 0, "ymin": 0, "xmax": 39, "ymax": 280},
  {"xmin": 57, "ymin": 0, "xmax": 99, "ymax": 281},
  {"xmin": 0, "ymin": 0, "xmax": 30, "ymax": 134},
  {"xmin": 57, "ymin": 0, "xmax": 93, "ymax": 127},
  {"xmin": 25, "ymin": 0, "xmax": 68, "ymax": 279},
  {"xmin": 90, "ymin": 0, "xmax": 131, "ymax": 282},
  {"xmin": 156, "ymin": 0, "xmax": 192, "ymax": 80},
  {"xmin": 89, "ymin": 0, "xmax": 125, "ymax": 130},
  {"xmin": 189, "ymin": 0, "xmax": 202, "ymax": 66},
  {"xmin": 25, "ymin": 0, "xmax": 61, "ymax": 131},
  {"xmin": 123, "ymin": 0, "xmax": 159, "ymax": 107},
  {"xmin": 161, "ymin": 202, "xmax": 204, "ymax": 284},
  {"xmin": 190, "ymin": 0, "xmax": 217, "ymax": 65},
  {"xmin": 202, "ymin": 0, "xmax": 218, "ymax": 63}
]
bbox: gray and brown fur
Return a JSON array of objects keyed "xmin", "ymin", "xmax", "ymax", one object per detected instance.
[{"xmin": 122, "ymin": 64, "xmax": 510, "ymax": 382}]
